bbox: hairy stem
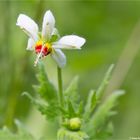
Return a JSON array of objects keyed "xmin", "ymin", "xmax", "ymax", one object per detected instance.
[{"xmin": 57, "ymin": 67, "xmax": 64, "ymax": 110}]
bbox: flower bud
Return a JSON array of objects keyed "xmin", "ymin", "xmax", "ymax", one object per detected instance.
[{"xmin": 69, "ymin": 117, "xmax": 81, "ymax": 131}]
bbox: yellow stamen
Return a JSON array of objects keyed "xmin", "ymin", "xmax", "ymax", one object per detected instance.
[{"xmin": 36, "ymin": 40, "xmax": 43, "ymax": 46}]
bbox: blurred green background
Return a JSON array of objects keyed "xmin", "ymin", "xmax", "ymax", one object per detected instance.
[{"xmin": 0, "ymin": 0, "xmax": 140, "ymax": 139}]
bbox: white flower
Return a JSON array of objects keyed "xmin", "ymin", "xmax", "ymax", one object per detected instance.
[{"xmin": 16, "ymin": 10, "xmax": 86, "ymax": 68}]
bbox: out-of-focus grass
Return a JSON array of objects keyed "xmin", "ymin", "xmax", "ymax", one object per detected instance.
[{"xmin": 0, "ymin": 0, "xmax": 140, "ymax": 139}]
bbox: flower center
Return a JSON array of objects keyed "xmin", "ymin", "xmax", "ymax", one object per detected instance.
[
  {"xmin": 34, "ymin": 40, "xmax": 52, "ymax": 66},
  {"xmin": 35, "ymin": 41, "xmax": 52, "ymax": 57}
]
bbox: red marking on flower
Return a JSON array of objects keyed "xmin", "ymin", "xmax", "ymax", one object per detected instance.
[{"xmin": 35, "ymin": 45, "xmax": 50, "ymax": 57}]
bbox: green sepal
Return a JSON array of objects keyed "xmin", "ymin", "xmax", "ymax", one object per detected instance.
[
  {"xmin": 57, "ymin": 128, "xmax": 89, "ymax": 140},
  {"xmin": 38, "ymin": 32, "xmax": 42, "ymax": 40},
  {"xmin": 49, "ymin": 34, "xmax": 59, "ymax": 43}
]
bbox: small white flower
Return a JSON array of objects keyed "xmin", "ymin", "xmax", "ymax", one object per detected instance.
[{"xmin": 16, "ymin": 10, "xmax": 86, "ymax": 68}]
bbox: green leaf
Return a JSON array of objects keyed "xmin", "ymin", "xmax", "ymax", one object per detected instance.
[
  {"xmin": 34, "ymin": 63, "xmax": 57, "ymax": 102},
  {"xmin": 64, "ymin": 76, "xmax": 79, "ymax": 103},
  {"xmin": 85, "ymin": 90, "xmax": 125, "ymax": 139},
  {"xmin": 23, "ymin": 92, "xmax": 59, "ymax": 120},
  {"xmin": 57, "ymin": 128, "xmax": 89, "ymax": 140},
  {"xmin": 0, "ymin": 120, "xmax": 35, "ymax": 140},
  {"xmin": 60, "ymin": 100, "xmax": 83, "ymax": 119},
  {"xmin": 96, "ymin": 64, "xmax": 114, "ymax": 101},
  {"xmin": 60, "ymin": 99, "xmax": 77, "ymax": 119},
  {"xmin": 42, "ymin": 101, "xmax": 60, "ymax": 120},
  {"xmin": 68, "ymin": 100, "xmax": 77, "ymax": 118},
  {"xmin": 77, "ymin": 101, "xmax": 84, "ymax": 117},
  {"xmin": 84, "ymin": 90, "xmax": 96, "ymax": 120},
  {"xmin": 31, "ymin": 64, "xmax": 60, "ymax": 119},
  {"xmin": 93, "ymin": 122, "xmax": 114, "ymax": 140},
  {"xmin": 61, "ymin": 76, "xmax": 84, "ymax": 119}
]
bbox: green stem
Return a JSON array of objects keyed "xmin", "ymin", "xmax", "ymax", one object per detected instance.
[{"xmin": 57, "ymin": 66, "xmax": 64, "ymax": 109}]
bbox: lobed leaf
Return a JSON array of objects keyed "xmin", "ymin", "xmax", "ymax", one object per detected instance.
[
  {"xmin": 23, "ymin": 92, "xmax": 59, "ymax": 120},
  {"xmin": 84, "ymin": 90, "xmax": 125, "ymax": 139},
  {"xmin": 67, "ymin": 100, "xmax": 77, "ymax": 118},
  {"xmin": 84, "ymin": 90, "xmax": 96, "ymax": 121},
  {"xmin": 60, "ymin": 100, "xmax": 83, "ymax": 119},
  {"xmin": 96, "ymin": 64, "xmax": 114, "ymax": 101},
  {"xmin": 61, "ymin": 76, "xmax": 83, "ymax": 119},
  {"xmin": 34, "ymin": 63, "xmax": 57, "ymax": 102},
  {"xmin": 64, "ymin": 76, "xmax": 79, "ymax": 103}
]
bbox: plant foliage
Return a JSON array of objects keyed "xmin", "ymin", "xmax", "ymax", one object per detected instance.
[{"xmin": 0, "ymin": 64, "xmax": 125, "ymax": 140}]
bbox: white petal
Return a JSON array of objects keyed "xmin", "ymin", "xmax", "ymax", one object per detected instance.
[
  {"xmin": 16, "ymin": 14, "xmax": 38, "ymax": 41},
  {"xmin": 26, "ymin": 38, "xmax": 35, "ymax": 50},
  {"xmin": 42, "ymin": 10, "xmax": 55, "ymax": 40},
  {"xmin": 51, "ymin": 49, "xmax": 66, "ymax": 68},
  {"xmin": 52, "ymin": 35, "xmax": 86, "ymax": 49}
]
